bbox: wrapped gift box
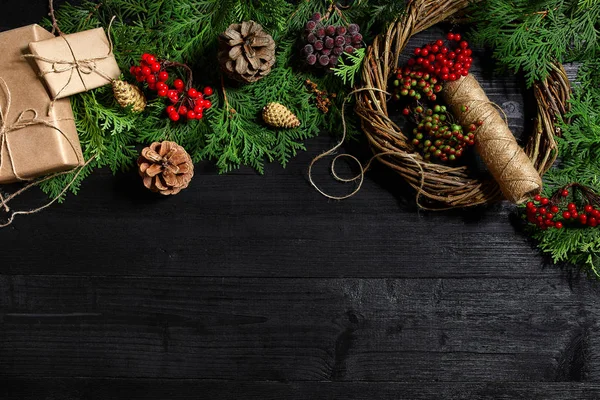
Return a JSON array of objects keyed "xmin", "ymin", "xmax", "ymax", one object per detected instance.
[
  {"xmin": 29, "ymin": 27, "xmax": 121, "ymax": 100},
  {"xmin": 0, "ymin": 24, "xmax": 84, "ymax": 184}
]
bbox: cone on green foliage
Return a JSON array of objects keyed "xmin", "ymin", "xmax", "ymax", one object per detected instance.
[{"xmin": 262, "ymin": 102, "xmax": 300, "ymax": 129}]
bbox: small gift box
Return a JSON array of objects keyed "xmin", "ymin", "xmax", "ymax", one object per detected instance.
[
  {"xmin": 0, "ymin": 25, "xmax": 84, "ymax": 184},
  {"xmin": 28, "ymin": 27, "xmax": 121, "ymax": 100}
]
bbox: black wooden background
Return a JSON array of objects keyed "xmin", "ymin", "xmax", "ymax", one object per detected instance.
[{"xmin": 2, "ymin": 1, "xmax": 600, "ymax": 399}]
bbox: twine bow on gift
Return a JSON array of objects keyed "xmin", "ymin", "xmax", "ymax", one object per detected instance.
[
  {"xmin": 24, "ymin": 16, "xmax": 117, "ymax": 111},
  {"xmin": 0, "ymin": 76, "xmax": 90, "ymax": 228}
]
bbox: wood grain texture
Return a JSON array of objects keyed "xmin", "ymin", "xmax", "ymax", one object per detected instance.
[
  {"xmin": 3, "ymin": 379, "xmax": 600, "ymax": 400},
  {"xmin": 1, "ymin": 276, "xmax": 598, "ymax": 381},
  {"xmin": 0, "ymin": 1, "xmax": 595, "ymax": 399}
]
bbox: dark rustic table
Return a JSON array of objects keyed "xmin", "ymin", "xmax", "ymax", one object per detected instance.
[{"xmin": 1, "ymin": 1, "xmax": 599, "ymax": 399}]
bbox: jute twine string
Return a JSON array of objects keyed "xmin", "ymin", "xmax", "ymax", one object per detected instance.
[
  {"xmin": 24, "ymin": 16, "xmax": 117, "ymax": 113},
  {"xmin": 442, "ymin": 74, "xmax": 542, "ymax": 204},
  {"xmin": 0, "ymin": 77, "xmax": 91, "ymax": 228},
  {"xmin": 308, "ymin": 87, "xmax": 428, "ymax": 206}
]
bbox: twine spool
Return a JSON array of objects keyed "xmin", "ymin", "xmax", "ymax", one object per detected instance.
[{"xmin": 442, "ymin": 74, "xmax": 542, "ymax": 203}]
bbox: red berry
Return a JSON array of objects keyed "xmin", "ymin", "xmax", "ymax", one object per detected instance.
[
  {"xmin": 402, "ymin": 108, "xmax": 410, "ymax": 116},
  {"xmin": 585, "ymin": 204, "xmax": 593, "ymax": 213},
  {"xmin": 414, "ymin": 48, "xmax": 421, "ymax": 55},
  {"xmin": 527, "ymin": 201, "xmax": 535, "ymax": 208},
  {"xmin": 540, "ymin": 207, "xmax": 547, "ymax": 215},
  {"xmin": 561, "ymin": 189, "xmax": 569, "ymax": 197},
  {"xmin": 534, "ymin": 194, "xmax": 542, "ymax": 201},
  {"xmin": 156, "ymin": 82, "xmax": 168, "ymax": 91},
  {"xmin": 166, "ymin": 106, "xmax": 176, "ymax": 114},
  {"xmin": 421, "ymin": 49, "xmax": 429, "ymax": 57},
  {"xmin": 174, "ymin": 79, "xmax": 185, "ymax": 90},
  {"xmin": 141, "ymin": 53, "xmax": 151, "ymax": 61},
  {"xmin": 187, "ymin": 110, "xmax": 196, "ymax": 119},
  {"xmin": 147, "ymin": 83, "xmax": 156, "ymax": 90},
  {"xmin": 550, "ymin": 205, "xmax": 559, "ymax": 214},
  {"xmin": 147, "ymin": 75, "xmax": 157, "ymax": 84},
  {"xmin": 572, "ymin": 211, "xmax": 579, "ymax": 219},
  {"xmin": 169, "ymin": 112, "xmax": 180, "ymax": 122},
  {"xmin": 454, "ymin": 33, "xmax": 461, "ymax": 41},
  {"xmin": 447, "ymin": 33, "xmax": 455, "ymax": 41},
  {"xmin": 195, "ymin": 112, "xmax": 203, "ymax": 120},
  {"xmin": 563, "ymin": 211, "xmax": 571, "ymax": 219},
  {"xmin": 590, "ymin": 218, "xmax": 598, "ymax": 227},
  {"xmin": 555, "ymin": 222, "xmax": 563, "ymax": 229},
  {"xmin": 204, "ymin": 100, "xmax": 212, "ymax": 109},
  {"xmin": 178, "ymin": 106, "xmax": 188, "ymax": 115},
  {"xmin": 188, "ymin": 88, "xmax": 199, "ymax": 98},
  {"xmin": 441, "ymin": 73, "xmax": 449, "ymax": 81},
  {"xmin": 540, "ymin": 197, "xmax": 549, "ymax": 205},
  {"xmin": 568, "ymin": 202, "xmax": 576, "ymax": 210},
  {"xmin": 129, "ymin": 66, "xmax": 136, "ymax": 74},
  {"xmin": 136, "ymin": 75, "xmax": 146, "ymax": 82},
  {"xmin": 580, "ymin": 215, "xmax": 588, "ymax": 225},
  {"xmin": 158, "ymin": 71, "xmax": 169, "ymax": 82},
  {"xmin": 435, "ymin": 39, "xmax": 444, "ymax": 47},
  {"xmin": 431, "ymin": 45, "xmax": 439, "ymax": 53},
  {"xmin": 449, "ymin": 73, "xmax": 457, "ymax": 81},
  {"xmin": 141, "ymin": 66, "xmax": 151, "ymax": 76},
  {"xmin": 134, "ymin": 66, "xmax": 142, "ymax": 75},
  {"xmin": 546, "ymin": 213, "xmax": 554, "ymax": 220},
  {"xmin": 151, "ymin": 63, "xmax": 161, "ymax": 72},
  {"xmin": 194, "ymin": 104, "xmax": 204, "ymax": 113},
  {"xmin": 146, "ymin": 55, "xmax": 157, "ymax": 64},
  {"xmin": 460, "ymin": 40, "xmax": 469, "ymax": 49},
  {"xmin": 158, "ymin": 89, "xmax": 168, "ymax": 97}
]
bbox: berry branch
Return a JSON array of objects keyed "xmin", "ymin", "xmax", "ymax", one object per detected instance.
[{"xmin": 130, "ymin": 53, "xmax": 213, "ymax": 122}]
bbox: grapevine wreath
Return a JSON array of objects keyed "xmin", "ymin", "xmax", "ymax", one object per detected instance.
[{"xmin": 354, "ymin": 0, "xmax": 571, "ymax": 209}]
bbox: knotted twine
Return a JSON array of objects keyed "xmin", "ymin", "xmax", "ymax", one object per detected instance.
[
  {"xmin": 442, "ymin": 74, "xmax": 542, "ymax": 204},
  {"xmin": 0, "ymin": 77, "xmax": 92, "ymax": 228},
  {"xmin": 24, "ymin": 16, "xmax": 117, "ymax": 113}
]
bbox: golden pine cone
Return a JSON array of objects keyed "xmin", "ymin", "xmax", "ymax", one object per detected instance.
[
  {"xmin": 112, "ymin": 79, "xmax": 146, "ymax": 112},
  {"xmin": 137, "ymin": 141, "xmax": 194, "ymax": 195},
  {"xmin": 218, "ymin": 21, "xmax": 276, "ymax": 83},
  {"xmin": 262, "ymin": 102, "xmax": 300, "ymax": 129}
]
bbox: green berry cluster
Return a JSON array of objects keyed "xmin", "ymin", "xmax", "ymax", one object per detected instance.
[
  {"xmin": 392, "ymin": 68, "xmax": 443, "ymax": 102},
  {"xmin": 408, "ymin": 104, "xmax": 481, "ymax": 162}
]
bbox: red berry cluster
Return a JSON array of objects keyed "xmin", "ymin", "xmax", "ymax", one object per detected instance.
[
  {"xmin": 302, "ymin": 13, "xmax": 362, "ymax": 69},
  {"xmin": 408, "ymin": 104, "xmax": 481, "ymax": 162},
  {"xmin": 392, "ymin": 69, "xmax": 442, "ymax": 102},
  {"xmin": 407, "ymin": 33, "xmax": 473, "ymax": 82},
  {"xmin": 130, "ymin": 53, "xmax": 213, "ymax": 122},
  {"xmin": 526, "ymin": 186, "xmax": 600, "ymax": 230}
]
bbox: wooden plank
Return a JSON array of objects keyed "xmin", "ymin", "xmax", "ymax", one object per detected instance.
[
  {"xmin": 0, "ymin": 158, "xmax": 554, "ymax": 278},
  {"xmin": 2, "ymin": 379, "xmax": 600, "ymax": 400},
  {"xmin": 1, "ymin": 276, "xmax": 597, "ymax": 381}
]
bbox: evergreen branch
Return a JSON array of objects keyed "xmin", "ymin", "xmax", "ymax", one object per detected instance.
[{"xmin": 331, "ymin": 48, "xmax": 366, "ymax": 87}]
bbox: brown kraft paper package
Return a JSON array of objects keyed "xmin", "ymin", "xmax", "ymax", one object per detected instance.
[{"xmin": 0, "ymin": 24, "xmax": 84, "ymax": 184}]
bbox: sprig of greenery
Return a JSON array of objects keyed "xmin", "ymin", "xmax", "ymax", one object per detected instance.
[
  {"xmin": 471, "ymin": 0, "xmax": 600, "ymax": 87},
  {"xmin": 331, "ymin": 48, "xmax": 366, "ymax": 87}
]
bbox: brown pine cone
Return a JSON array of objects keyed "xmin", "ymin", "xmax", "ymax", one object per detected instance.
[
  {"xmin": 137, "ymin": 141, "xmax": 194, "ymax": 195},
  {"xmin": 218, "ymin": 21, "xmax": 276, "ymax": 83}
]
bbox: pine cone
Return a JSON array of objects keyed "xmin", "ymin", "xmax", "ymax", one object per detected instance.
[
  {"xmin": 218, "ymin": 21, "xmax": 276, "ymax": 83},
  {"xmin": 137, "ymin": 141, "xmax": 194, "ymax": 195},
  {"xmin": 112, "ymin": 79, "xmax": 146, "ymax": 112},
  {"xmin": 262, "ymin": 102, "xmax": 301, "ymax": 128}
]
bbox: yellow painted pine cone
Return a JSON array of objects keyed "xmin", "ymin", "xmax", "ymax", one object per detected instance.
[
  {"xmin": 112, "ymin": 79, "xmax": 146, "ymax": 112},
  {"xmin": 262, "ymin": 102, "xmax": 300, "ymax": 129}
]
